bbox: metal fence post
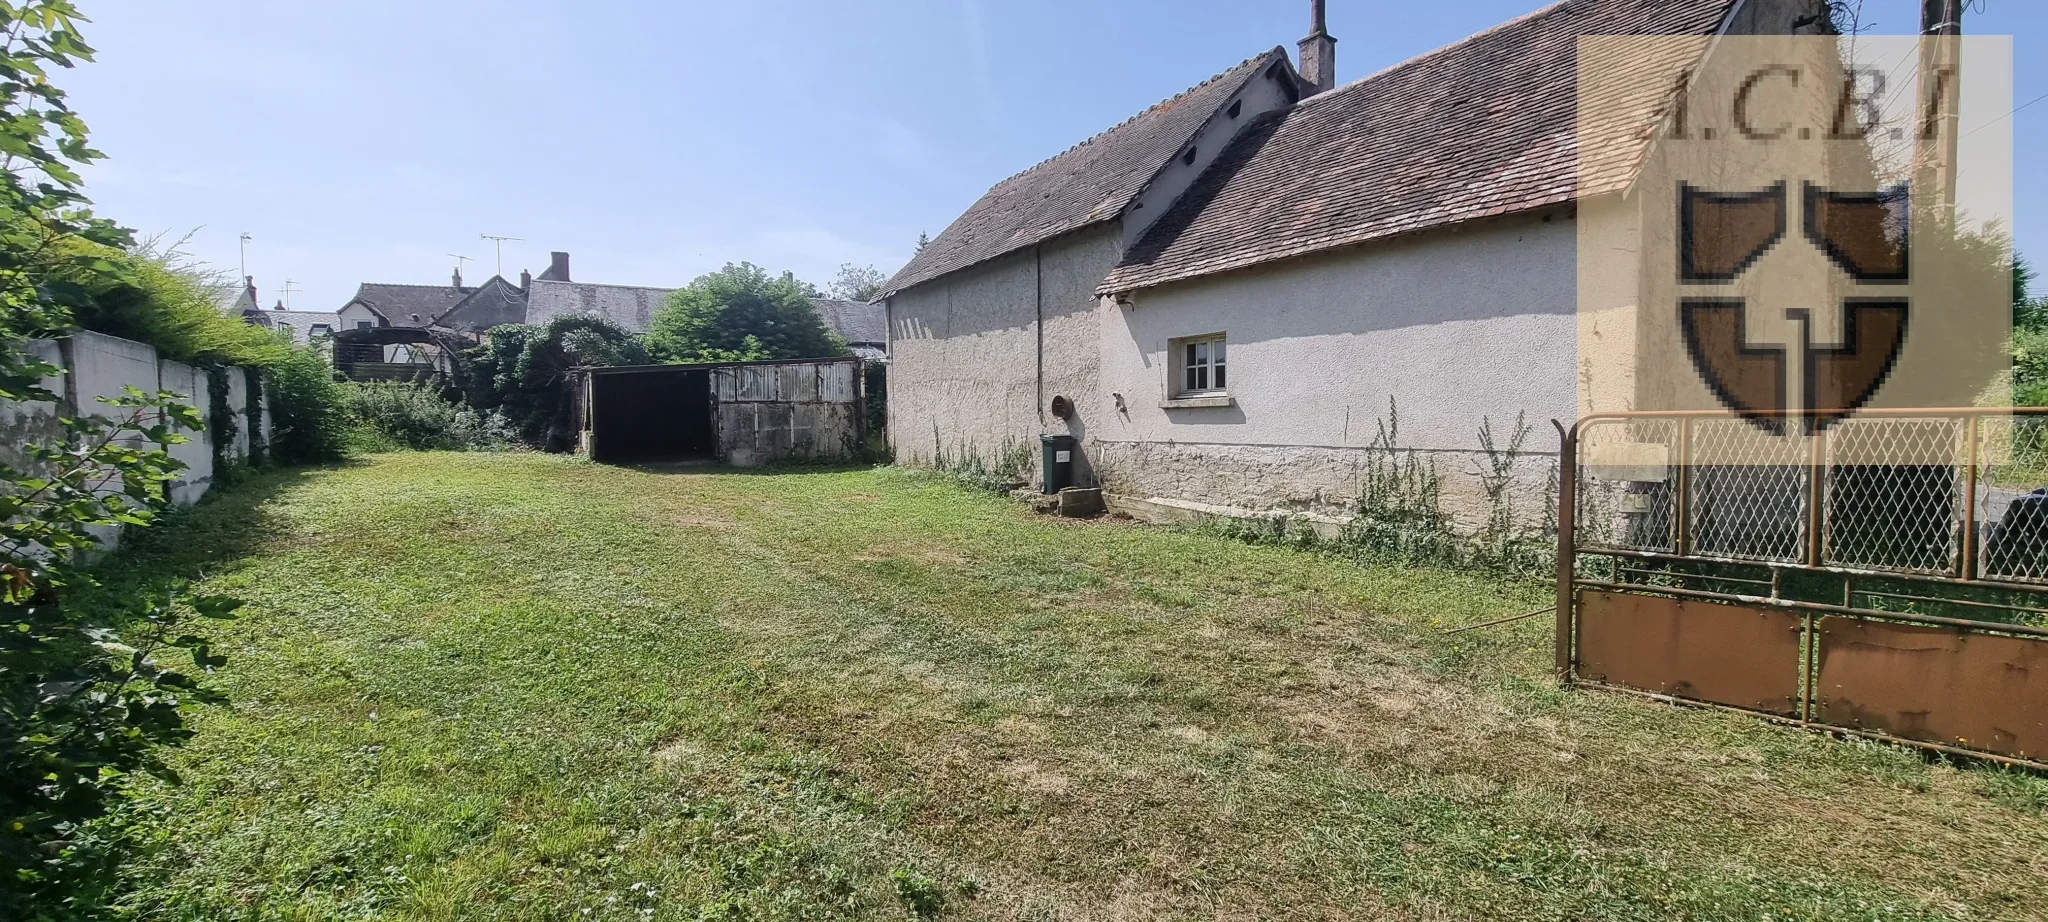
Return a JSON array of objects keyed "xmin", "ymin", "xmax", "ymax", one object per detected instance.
[
  {"xmin": 1805, "ymin": 423, "xmax": 1826, "ymax": 568},
  {"xmin": 1962, "ymin": 413, "xmax": 1979, "ymax": 579},
  {"xmin": 1553, "ymin": 419, "xmax": 1577, "ymax": 683},
  {"xmin": 1674, "ymin": 417, "xmax": 1691, "ymax": 555}
]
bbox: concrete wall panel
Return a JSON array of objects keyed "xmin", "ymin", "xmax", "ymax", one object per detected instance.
[{"xmin": 157, "ymin": 359, "xmax": 213, "ymax": 506}]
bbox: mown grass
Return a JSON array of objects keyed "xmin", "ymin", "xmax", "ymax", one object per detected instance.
[{"xmin": 87, "ymin": 453, "xmax": 2048, "ymax": 920}]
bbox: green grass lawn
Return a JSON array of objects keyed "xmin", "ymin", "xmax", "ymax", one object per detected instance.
[{"xmin": 91, "ymin": 453, "xmax": 2048, "ymax": 921}]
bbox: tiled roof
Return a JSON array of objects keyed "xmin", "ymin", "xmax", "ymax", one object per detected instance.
[
  {"xmin": 347, "ymin": 283, "xmax": 471, "ymax": 327},
  {"xmin": 879, "ymin": 47, "xmax": 1294, "ymax": 297},
  {"xmin": 433, "ymin": 276, "xmax": 529, "ymax": 334},
  {"xmin": 1101, "ymin": 0, "xmax": 1737, "ymax": 294},
  {"xmin": 808, "ymin": 298, "xmax": 886, "ymax": 346},
  {"xmin": 525, "ymin": 279, "xmax": 673, "ymax": 333}
]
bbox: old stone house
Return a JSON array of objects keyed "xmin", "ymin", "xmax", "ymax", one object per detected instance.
[{"xmin": 877, "ymin": 0, "xmax": 1828, "ymax": 526}]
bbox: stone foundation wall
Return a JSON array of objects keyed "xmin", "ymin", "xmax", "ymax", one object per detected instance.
[{"xmin": 1091, "ymin": 439, "xmax": 1557, "ymax": 534}]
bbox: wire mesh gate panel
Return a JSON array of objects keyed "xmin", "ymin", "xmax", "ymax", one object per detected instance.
[{"xmin": 1560, "ymin": 409, "xmax": 2048, "ymax": 768}]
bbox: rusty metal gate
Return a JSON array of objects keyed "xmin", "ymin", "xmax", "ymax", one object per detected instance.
[{"xmin": 1557, "ymin": 408, "xmax": 2048, "ymax": 769}]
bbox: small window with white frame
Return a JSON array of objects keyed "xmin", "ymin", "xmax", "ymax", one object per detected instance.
[{"xmin": 1170, "ymin": 332, "xmax": 1227, "ymax": 396}]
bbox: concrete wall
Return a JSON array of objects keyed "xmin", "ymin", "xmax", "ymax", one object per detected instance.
[
  {"xmin": 2, "ymin": 330, "xmax": 270, "ymax": 551},
  {"xmin": 1095, "ymin": 210, "xmax": 1578, "ymax": 525},
  {"xmin": 711, "ymin": 360, "xmax": 862, "ymax": 466},
  {"xmin": 885, "ymin": 225, "xmax": 1122, "ymax": 485},
  {"xmin": 0, "ymin": 339, "xmax": 65, "ymax": 460}
]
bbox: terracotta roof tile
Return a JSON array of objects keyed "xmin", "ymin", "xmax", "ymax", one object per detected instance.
[{"xmin": 1100, "ymin": 0, "xmax": 1737, "ymax": 294}]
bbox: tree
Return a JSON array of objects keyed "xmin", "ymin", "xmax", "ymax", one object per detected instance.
[
  {"xmin": 646, "ymin": 262, "xmax": 848, "ymax": 364},
  {"xmin": 826, "ymin": 262, "xmax": 887, "ymax": 302}
]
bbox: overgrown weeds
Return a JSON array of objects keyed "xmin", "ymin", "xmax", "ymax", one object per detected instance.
[
  {"xmin": 920, "ymin": 434, "xmax": 1033, "ymax": 494},
  {"xmin": 1213, "ymin": 400, "xmax": 1557, "ymax": 578},
  {"xmin": 344, "ymin": 381, "xmax": 516, "ymax": 453}
]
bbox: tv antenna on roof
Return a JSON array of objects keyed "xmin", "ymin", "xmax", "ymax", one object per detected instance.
[
  {"xmin": 479, "ymin": 234, "xmax": 522, "ymax": 277},
  {"xmin": 280, "ymin": 279, "xmax": 300, "ymax": 310}
]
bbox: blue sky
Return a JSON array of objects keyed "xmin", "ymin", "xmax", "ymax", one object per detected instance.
[{"xmin": 62, "ymin": 0, "xmax": 2046, "ymax": 313}]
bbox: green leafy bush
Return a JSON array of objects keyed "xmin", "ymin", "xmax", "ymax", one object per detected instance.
[
  {"xmin": 63, "ymin": 233, "xmax": 287, "ymax": 368},
  {"xmin": 466, "ymin": 315, "xmax": 650, "ymax": 450},
  {"xmin": 646, "ymin": 262, "xmax": 847, "ymax": 363},
  {"xmin": 266, "ymin": 347, "xmax": 349, "ymax": 465},
  {"xmin": 343, "ymin": 382, "xmax": 515, "ymax": 452}
]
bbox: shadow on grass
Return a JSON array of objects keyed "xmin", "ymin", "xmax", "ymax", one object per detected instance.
[{"xmin": 80, "ymin": 461, "xmax": 347, "ymax": 597}]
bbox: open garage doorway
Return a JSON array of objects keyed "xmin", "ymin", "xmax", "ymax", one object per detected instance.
[{"xmin": 586, "ymin": 366, "xmax": 714, "ymax": 463}]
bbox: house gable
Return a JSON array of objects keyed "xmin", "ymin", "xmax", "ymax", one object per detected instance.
[
  {"xmin": 433, "ymin": 276, "xmax": 530, "ymax": 335},
  {"xmin": 878, "ymin": 47, "xmax": 1299, "ymax": 299},
  {"xmin": 337, "ymin": 301, "xmax": 384, "ymax": 329}
]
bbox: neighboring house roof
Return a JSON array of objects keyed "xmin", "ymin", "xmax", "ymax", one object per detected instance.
[
  {"xmin": 1101, "ymin": 0, "xmax": 1738, "ymax": 294},
  {"xmin": 223, "ymin": 282, "xmax": 257, "ymax": 316},
  {"xmin": 346, "ymin": 283, "xmax": 471, "ymax": 327},
  {"xmin": 879, "ymin": 47, "xmax": 1296, "ymax": 297},
  {"xmin": 433, "ymin": 276, "xmax": 529, "ymax": 334},
  {"xmin": 254, "ymin": 310, "xmax": 343, "ymax": 345},
  {"xmin": 525, "ymin": 279, "xmax": 672, "ymax": 333},
  {"xmin": 808, "ymin": 298, "xmax": 886, "ymax": 347},
  {"xmin": 523, "ymin": 284, "xmax": 892, "ymax": 356}
]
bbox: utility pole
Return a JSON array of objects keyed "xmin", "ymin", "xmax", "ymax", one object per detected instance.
[
  {"xmin": 1918, "ymin": 0, "xmax": 1963, "ymax": 214},
  {"xmin": 479, "ymin": 234, "xmax": 522, "ymax": 277},
  {"xmin": 280, "ymin": 279, "xmax": 301, "ymax": 310}
]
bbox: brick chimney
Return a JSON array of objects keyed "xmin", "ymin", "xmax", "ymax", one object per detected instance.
[
  {"xmin": 539, "ymin": 251, "xmax": 571, "ymax": 282},
  {"xmin": 452, "ymin": 267, "xmax": 464, "ymax": 288},
  {"xmin": 1298, "ymin": 0, "xmax": 1337, "ymax": 96},
  {"xmin": 519, "ymin": 268, "xmax": 532, "ymax": 290}
]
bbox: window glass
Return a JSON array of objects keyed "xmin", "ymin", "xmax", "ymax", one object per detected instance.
[{"xmin": 1171, "ymin": 333, "xmax": 1229, "ymax": 397}]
